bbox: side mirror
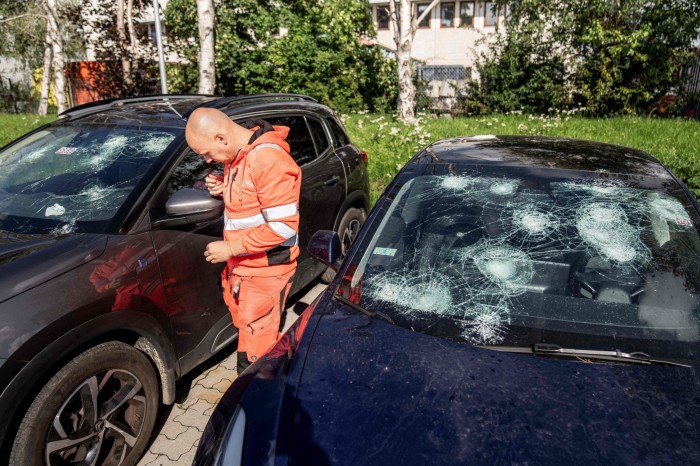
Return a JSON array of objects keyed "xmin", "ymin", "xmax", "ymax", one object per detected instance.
[
  {"xmin": 152, "ymin": 188, "xmax": 223, "ymax": 229},
  {"xmin": 308, "ymin": 230, "xmax": 341, "ymax": 269}
]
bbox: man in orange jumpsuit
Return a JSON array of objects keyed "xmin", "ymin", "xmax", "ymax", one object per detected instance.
[{"xmin": 185, "ymin": 108, "xmax": 301, "ymax": 372}]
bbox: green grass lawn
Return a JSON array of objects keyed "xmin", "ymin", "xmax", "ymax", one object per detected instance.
[
  {"xmin": 0, "ymin": 114, "xmax": 56, "ymax": 148},
  {"xmin": 1, "ymin": 111, "xmax": 698, "ymax": 205},
  {"xmin": 342, "ymin": 112, "xmax": 700, "ymax": 204}
]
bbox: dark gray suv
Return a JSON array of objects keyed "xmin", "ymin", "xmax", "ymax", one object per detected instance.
[{"xmin": 0, "ymin": 94, "xmax": 369, "ymax": 465}]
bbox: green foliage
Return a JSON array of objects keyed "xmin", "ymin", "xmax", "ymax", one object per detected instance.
[
  {"xmin": 341, "ymin": 111, "xmax": 700, "ymax": 203},
  {"xmin": 470, "ymin": 0, "xmax": 700, "ymax": 116},
  {"xmin": 0, "ymin": 2, "xmax": 47, "ymax": 69},
  {"xmin": 414, "ymin": 73, "xmax": 433, "ymax": 114},
  {"xmin": 2, "ymin": 112, "xmax": 699, "ymax": 205},
  {"xmin": 164, "ymin": 0, "xmax": 396, "ymax": 112},
  {"xmin": 469, "ymin": 33, "xmax": 570, "ymax": 115},
  {"xmin": 75, "ymin": 0, "xmax": 161, "ymax": 97},
  {"xmin": 0, "ymin": 79, "xmax": 34, "ymax": 113},
  {"xmin": 0, "ymin": 0, "xmax": 84, "ymax": 110}
]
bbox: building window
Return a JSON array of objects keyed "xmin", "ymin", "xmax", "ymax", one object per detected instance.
[
  {"xmin": 460, "ymin": 2, "xmax": 475, "ymax": 28},
  {"xmin": 377, "ymin": 6, "xmax": 390, "ymax": 30},
  {"xmin": 441, "ymin": 3, "xmax": 455, "ymax": 27},
  {"xmin": 484, "ymin": 2, "xmax": 498, "ymax": 27},
  {"xmin": 419, "ymin": 65, "xmax": 471, "ymax": 81},
  {"xmin": 417, "ymin": 3, "xmax": 431, "ymax": 28}
]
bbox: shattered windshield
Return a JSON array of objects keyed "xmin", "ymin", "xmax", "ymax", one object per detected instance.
[
  {"xmin": 339, "ymin": 168, "xmax": 700, "ymax": 362},
  {"xmin": 0, "ymin": 124, "xmax": 177, "ymax": 234}
]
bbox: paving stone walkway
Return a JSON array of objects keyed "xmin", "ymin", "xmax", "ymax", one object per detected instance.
[{"xmin": 137, "ymin": 282, "xmax": 326, "ymax": 465}]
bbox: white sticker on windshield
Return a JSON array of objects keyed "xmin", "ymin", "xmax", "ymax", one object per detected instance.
[
  {"xmin": 45, "ymin": 203, "xmax": 66, "ymax": 216},
  {"xmin": 55, "ymin": 146, "xmax": 78, "ymax": 155},
  {"xmin": 373, "ymin": 247, "xmax": 397, "ymax": 257}
]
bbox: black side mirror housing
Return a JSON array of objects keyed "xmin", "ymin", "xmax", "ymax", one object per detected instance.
[{"xmin": 307, "ymin": 230, "xmax": 341, "ymax": 269}]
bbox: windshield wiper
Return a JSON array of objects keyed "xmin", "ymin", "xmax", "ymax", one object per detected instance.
[
  {"xmin": 478, "ymin": 343, "xmax": 691, "ymax": 367},
  {"xmin": 333, "ymin": 294, "xmax": 396, "ymax": 325}
]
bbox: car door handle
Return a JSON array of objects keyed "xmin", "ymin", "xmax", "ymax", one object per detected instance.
[{"xmin": 324, "ymin": 175, "xmax": 340, "ymax": 186}]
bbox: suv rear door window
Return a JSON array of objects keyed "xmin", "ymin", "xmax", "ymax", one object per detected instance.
[
  {"xmin": 264, "ymin": 115, "xmax": 317, "ymax": 166},
  {"xmin": 327, "ymin": 118, "xmax": 350, "ymax": 147},
  {"xmin": 307, "ymin": 117, "xmax": 331, "ymax": 155}
]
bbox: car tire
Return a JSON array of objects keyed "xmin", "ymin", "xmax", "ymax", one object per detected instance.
[
  {"xmin": 10, "ymin": 341, "xmax": 159, "ymax": 466},
  {"xmin": 321, "ymin": 207, "xmax": 367, "ymax": 283}
]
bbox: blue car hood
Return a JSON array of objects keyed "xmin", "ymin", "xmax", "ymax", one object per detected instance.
[{"xmin": 289, "ymin": 300, "xmax": 700, "ymax": 465}]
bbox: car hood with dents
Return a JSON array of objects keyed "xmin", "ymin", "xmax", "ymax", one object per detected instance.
[
  {"xmin": 0, "ymin": 231, "xmax": 107, "ymax": 303},
  {"xmin": 287, "ymin": 300, "xmax": 700, "ymax": 465}
]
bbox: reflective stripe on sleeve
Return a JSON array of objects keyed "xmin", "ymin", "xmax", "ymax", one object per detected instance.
[
  {"xmin": 254, "ymin": 143, "xmax": 285, "ymax": 153},
  {"xmin": 268, "ymin": 221, "xmax": 297, "ymax": 239},
  {"xmin": 262, "ymin": 202, "xmax": 298, "ymax": 221},
  {"xmin": 224, "ymin": 213, "xmax": 265, "ymax": 231}
]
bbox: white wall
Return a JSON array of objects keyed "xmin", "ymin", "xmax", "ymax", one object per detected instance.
[
  {"xmin": 0, "ymin": 57, "xmax": 32, "ymax": 88},
  {"xmin": 368, "ymin": 0, "xmax": 505, "ymax": 69}
]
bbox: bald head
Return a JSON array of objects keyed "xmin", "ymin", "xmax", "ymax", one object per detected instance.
[{"xmin": 185, "ymin": 108, "xmax": 252, "ymax": 164}]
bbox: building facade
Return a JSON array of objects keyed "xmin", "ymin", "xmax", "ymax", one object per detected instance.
[{"xmin": 368, "ymin": 0, "xmax": 507, "ymax": 109}]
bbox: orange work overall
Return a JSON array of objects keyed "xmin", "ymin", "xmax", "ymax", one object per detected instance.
[
  {"xmin": 219, "ymin": 123, "xmax": 301, "ymax": 363},
  {"xmin": 221, "ymin": 269, "xmax": 294, "ymax": 362}
]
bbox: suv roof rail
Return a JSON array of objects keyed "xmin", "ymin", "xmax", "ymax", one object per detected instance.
[
  {"xmin": 211, "ymin": 93, "xmax": 317, "ymax": 107},
  {"xmin": 58, "ymin": 94, "xmax": 213, "ymax": 118},
  {"xmin": 182, "ymin": 93, "xmax": 318, "ymax": 118}
]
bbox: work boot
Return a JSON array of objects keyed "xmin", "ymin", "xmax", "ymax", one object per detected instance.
[{"xmin": 237, "ymin": 351, "xmax": 251, "ymax": 373}]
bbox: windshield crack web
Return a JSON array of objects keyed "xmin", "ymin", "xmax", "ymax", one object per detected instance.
[
  {"xmin": 0, "ymin": 129, "xmax": 175, "ymax": 234},
  {"xmin": 359, "ymin": 174, "xmax": 699, "ymax": 346}
]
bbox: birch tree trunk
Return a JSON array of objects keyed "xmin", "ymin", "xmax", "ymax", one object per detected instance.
[
  {"xmin": 390, "ymin": 0, "xmax": 441, "ymax": 122},
  {"xmin": 196, "ymin": 0, "xmax": 216, "ymax": 94},
  {"xmin": 116, "ymin": 0, "xmax": 132, "ymax": 87},
  {"xmin": 126, "ymin": 0, "xmax": 138, "ymax": 85},
  {"xmin": 392, "ymin": 0, "xmax": 415, "ymax": 122},
  {"xmin": 38, "ymin": 28, "xmax": 53, "ymax": 116},
  {"xmin": 126, "ymin": 0, "xmax": 137, "ymax": 84},
  {"xmin": 46, "ymin": 0, "xmax": 68, "ymax": 113}
]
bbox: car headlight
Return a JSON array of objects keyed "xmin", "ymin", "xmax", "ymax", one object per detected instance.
[{"xmin": 214, "ymin": 404, "xmax": 247, "ymax": 466}]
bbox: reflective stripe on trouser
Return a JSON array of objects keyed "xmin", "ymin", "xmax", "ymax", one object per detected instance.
[{"xmin": 221, "ymin": 269, "xmax": 295, "ymax": 362}]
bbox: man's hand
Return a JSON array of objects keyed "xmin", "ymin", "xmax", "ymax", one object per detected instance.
[
  {"xmin": 204, "ymin": 239, "xmax": 247, "ymax": 263},
  {"xmin": 205, "ymin": 174, "xmax": 225, "ymax": 197}
]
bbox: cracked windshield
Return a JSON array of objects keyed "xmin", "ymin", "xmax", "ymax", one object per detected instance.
[
  {"xmin": 340, "ymin": 170, "xmax": 700, "ymax": 363},
  {"xmin": 0, "ymin": 125, "xmax": 176, "ymax": 235}
]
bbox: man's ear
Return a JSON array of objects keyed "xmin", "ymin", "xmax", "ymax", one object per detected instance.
[{"xmin": 215, "ymin": 133, "xmax": 228, "ymax": 146}]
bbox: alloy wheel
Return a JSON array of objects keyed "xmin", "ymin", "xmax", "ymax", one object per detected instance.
[{"xmin": 45, "ymin": 369, "xmax": 147, "ymax": 465}]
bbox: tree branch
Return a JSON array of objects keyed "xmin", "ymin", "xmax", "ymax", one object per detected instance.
[
  {"xmin": 0, "ymin": 13, "xmax": 44, "ymax": 23},
  {"xmin": 415, "ymin": 0, "xmax": 441, "ymax": 26}
]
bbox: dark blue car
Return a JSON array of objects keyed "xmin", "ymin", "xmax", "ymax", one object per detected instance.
[{"xmin": 194, "ymin": 136, "xmax": 700, "ymax": 465}]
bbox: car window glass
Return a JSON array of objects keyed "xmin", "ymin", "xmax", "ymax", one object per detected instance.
[
  {"xmin": 166, "ymin": 149, "xmax": 216, "ymax": 196},
  {"xmin": 0, "ymin": 124, "xmax": 176, "ymax": 234},
  {"xmin": 307, "ymin": 117, "xmax": 330, "ymax": 155},
  {"xmin": 340, "ymin": 171, "xmax": 700, "ymax": 362},
  {"xmin": 263, "ymin": 115, "xmax": 317, "ymax": 166},
  {"xmin": 327, "ymin": 118, "xmax": 350, "ymax": 147}
]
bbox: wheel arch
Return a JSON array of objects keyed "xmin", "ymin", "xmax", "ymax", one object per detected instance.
[
  {"xmin": 332, "ymin": 190, "xmax": 369, "ymax": 232},
  {"xmin": 0, "ymin": 310, "xmax": 179, "ymax": 460}
]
